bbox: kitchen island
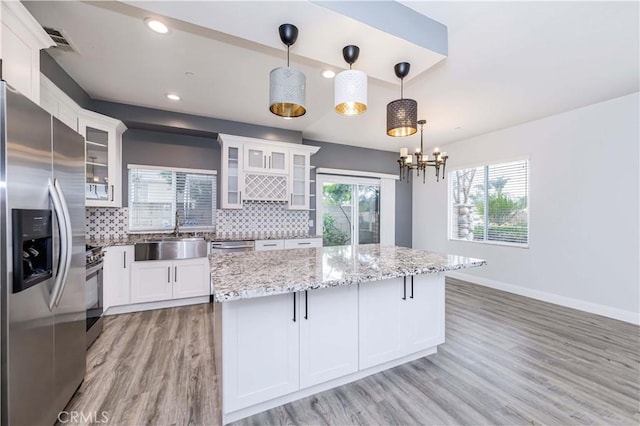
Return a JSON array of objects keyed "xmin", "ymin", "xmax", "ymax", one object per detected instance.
[{"xmin": 210, "ymin": 244, "xmax": 486, "ymax": 424}]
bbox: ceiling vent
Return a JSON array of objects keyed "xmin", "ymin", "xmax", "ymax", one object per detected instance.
[{"xmin": 43, "ymin": 27, "xmax": 76, "ymax": 52}]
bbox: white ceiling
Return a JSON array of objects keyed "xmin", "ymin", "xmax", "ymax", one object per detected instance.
[{"xmin": 25, "ymin": 1, "xmax": 639, "ymax": 153}]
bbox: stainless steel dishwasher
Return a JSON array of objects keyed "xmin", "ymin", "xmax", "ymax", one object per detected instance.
[{"xmin": 210, "ymin": 240, "xmax": 255, "ymax": 254}]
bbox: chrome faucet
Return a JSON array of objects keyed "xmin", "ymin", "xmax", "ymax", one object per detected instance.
[{"xmin": 173, "ymin": 210, "xmax": 180, "ymax": 236}]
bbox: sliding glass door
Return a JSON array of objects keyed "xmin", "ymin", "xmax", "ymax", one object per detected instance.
[{"xmin": 318, "ymin": 176, "xmax": 380, "ymax": 247}]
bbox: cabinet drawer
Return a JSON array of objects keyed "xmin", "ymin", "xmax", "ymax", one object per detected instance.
[
  {"xmin": 284, "ymin": 238, "xmax": 322, "ymax": 249},
  {"xmin": 255, "ymin": 240, "xmax": 285, "ymax": 251}
]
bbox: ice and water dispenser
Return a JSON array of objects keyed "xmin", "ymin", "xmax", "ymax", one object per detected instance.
[{"xmin": 12, "ymin": 209, "xmax": 53, "ymax": 293}]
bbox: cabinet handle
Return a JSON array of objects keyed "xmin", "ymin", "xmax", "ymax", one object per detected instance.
[
  {"xmin": 263, "ymin": 156, "xmax": 266, "ymax": 168},
  {"xmin": 410, "ymin": 275, "xmax": 414, "ymax": 299},
  {"xmin": 304, "ymin": 290, "xmax": 308, "ymax": 320},
  {"xmin": 167, "ymin": 267, "xmax": 171, "ymax": 283},
  {"xmin": 263, "ymin": 243, "xmax": 277, "ymax": 247},
  {"xmin": 239, "ymin": 191, "xmax": 242, "ymax": 203},
  {"xmin": 175, "ymin": 266, "xmax": 177, "ymax": 282},
  {"xmin": 123, "ymin": 252, "xmax": 126, "ymax": 269},
  {"xmin": 293, "ymin": 293, "xmax": 296, "ymax": 322},
  {"xmin": 110, "ymin": 185, "xmax": 114, "ymax": 201},
  {"xmin": 298, "ymin": 242, "xmax": 311, "ymax": 245},
  {"xmin": 290, "ymin": 193, "xmax": 293, "ymax": 204},
  {"xmin": 269, "ymin": 156, "xmax": 271, "ymax": 169},
  {"xmin": 402, "ymin": 276, "xmax": 407, "ymax": 300}
]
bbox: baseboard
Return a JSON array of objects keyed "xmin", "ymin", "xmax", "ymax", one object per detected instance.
[{"xmin": 446, "ymin": 271, "xmax": 640, "ymax": 326}]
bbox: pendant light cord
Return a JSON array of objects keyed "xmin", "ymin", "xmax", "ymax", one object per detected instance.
[
  {"xmin": 287, "ymin": 45, "xmax": 290, "ymax": 67},
  {"xmin": 400, "ymin": 78, "xmax": 404, "ymax": 99}
]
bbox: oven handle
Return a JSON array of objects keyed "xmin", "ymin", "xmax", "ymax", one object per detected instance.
[{"xmin": 86, "ymin": 262, "xmax": 104, "ymax": 277}]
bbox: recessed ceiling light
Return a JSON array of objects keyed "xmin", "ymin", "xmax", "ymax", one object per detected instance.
[
  {"xmin": 145, "ymin": 18, "xmax": 169, "ymax": 34},
  {"xmin": 455, "ymin": 126, "xmax": 462, "ymax": 130},
  {"xmin": 166, "ymin": 93, "xmax": 180, "ymax": 101},
  {"xmin": 322, "ymin": 70, "xmax": 336, "ymax": 79}
]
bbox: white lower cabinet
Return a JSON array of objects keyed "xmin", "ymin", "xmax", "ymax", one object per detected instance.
[
  {"xmin": 103, "ymin": 245, "xmax": 134, "ymax": 309},
  {"xmin": 283, "ymin": 238, "xmax": 322, "ymax": 249},
  {"xmin": 172, "ymin": 258, "xmax": 211, "ymax": 299},
  {"xmin": 130, "ymin": 258, "xmax": 210, "ymax": 304},
  {"xmin": 254, "ymin": 239, "xmax": 285, "ymax": 251},
  {"xmin": 299, "ymin": 285, "xmax": 358, "ymax": 388},
  {"xmin": 131, "ymin": 260, "xmax": 173, "ymax": 304},
  {"xmin": 359, "ymin": 274, "xmax": 445, "ymax": 369},
  {"xmin": 222, "ymin": 293, "xmax": 299, "ymax": 413}
]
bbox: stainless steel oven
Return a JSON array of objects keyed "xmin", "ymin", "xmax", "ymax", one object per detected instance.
[{"xmin": 85, "ymin": 246, "xmax": 104, "ymax": 347}]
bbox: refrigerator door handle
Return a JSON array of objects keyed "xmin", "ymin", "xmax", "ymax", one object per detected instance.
[
  {"xmin": 48, "ymin": 178, "xmax": 68, "ymax": 311},
  {"xmin": 53, "ymin": 179, "xmax": 73, "ymax": 307}
]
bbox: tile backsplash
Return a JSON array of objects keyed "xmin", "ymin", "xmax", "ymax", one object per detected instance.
[{"xmin": 86, "ymin": 202, "xmax": 309, "ymax": 240}]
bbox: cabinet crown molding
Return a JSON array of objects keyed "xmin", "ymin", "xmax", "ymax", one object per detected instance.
[
  {"xmin": 218, "ymin": 133, "xmax": 320, "ymax": 154},
  {"xmin": 2, "ymin": 1, "xmax": 54, "ymax": 49}
]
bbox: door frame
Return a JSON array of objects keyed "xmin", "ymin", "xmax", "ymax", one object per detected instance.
[{"xmin": 316, "ymin": 174, "xmax": 381, "ymax": 246}]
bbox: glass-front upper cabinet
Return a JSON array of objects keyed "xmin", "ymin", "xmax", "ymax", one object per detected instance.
[
  {"xmin": 289, "ymin": 151, "xmax": 309, "ymax": 210},
  {"xmin": 220, "ymin": 141, "xmax": 244, "ymax": 209},
  {"xmin": 244, "ymin": 144, "xmax": 288, "ymax": 174},
  {"xmin": 78, "ymin": 110, "xmax": 126, "ymax": 207}
]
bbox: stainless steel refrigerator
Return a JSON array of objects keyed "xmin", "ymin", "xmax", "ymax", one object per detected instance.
[{"xmin": 0, "ymin": 80, "xmax": 86, "ymax": 425}]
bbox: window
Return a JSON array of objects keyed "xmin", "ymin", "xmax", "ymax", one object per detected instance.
[
  {"xmin": 449, "ymin": 160, "xmax": 528, "ymax": 246},
  {"xmin": 128, "ymin": 165, "xmax": 217, "ymax": 232}
]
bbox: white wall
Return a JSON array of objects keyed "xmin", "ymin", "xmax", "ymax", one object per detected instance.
[{"xmin": 412, "ymin": 93, "xmax": 640, "ymax": 324}]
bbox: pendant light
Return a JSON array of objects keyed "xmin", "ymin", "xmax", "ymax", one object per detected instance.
[
  {"xmin": 334, "ymin": 45, "xmax": 367, "ymax": 116},
  {"xmin": 386, "ymin": 62, "xmax": 417, "ymax": 137},
  {"xmin": 269, "ymin": 24, "xmax": 306, "ymax": 118}
]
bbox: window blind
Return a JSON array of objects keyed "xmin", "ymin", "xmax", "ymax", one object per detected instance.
[
  {"xmin": 449, "ymin": 160, "xmax": 528, "ymax": 246},
  {"xmin": 129, "ymin": 166, "xmax": 217, "ymax": 232}
]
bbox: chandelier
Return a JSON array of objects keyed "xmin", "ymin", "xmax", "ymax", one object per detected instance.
[{"xmin": 397, "ymin": 120, "xmax": 448, "ymax": 183}]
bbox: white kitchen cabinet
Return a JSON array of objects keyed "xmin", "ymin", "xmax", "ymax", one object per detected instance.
[
  {"xmin": 220, "ymin": 139, "xmax": 244, "ymax": 209},
  {"xmin": 404, "ymin": 274, "xmax": 445, "ymax": 353},
  {"xmin": 255, "ymin": 239, "xmax": 285, "ymax": 251},
  {"xmin": 130, "ymin": 258, "xmax": 210, "ymax": 304},
  {"xmin": 358, "ymin": 278, "xmax": 406, "ymax": 369},
  {"xmin": 299, "ymin": 285, "xmax": 358, "ymax": 388},
  {"xmin": 244, "ymin": 144, "xmax": 288, "ymax": 174},
  {"xmin": 79, "ymin": 109, "xmax": 127, "ymax": 208},
  {"xmin": 103, "ymin": 245, "xmax": 134, "ymax": 309},
  {"xmin": 222, "ymin": 293, "xmax": 299, "ymax": 413},
  {"xmin": 172, "ymin": 258, "xmax": 210, "ymax": 299},
  {"xmin": 218, "ymin": 134, "xmax": 319, "ymax": 208},
  {"xmin": 288, "ymin": 150, "xmax": 310, "ymax": 210},
  {"xmin": 359, "ymin": 275, "xmax": 445, "ymax": 369},
  {"xmin": 0, "ymin": 1, "xmax": 53, "ymax": 104},
  {"xmin": 130, "ymin": 260, "xmax": 174, "ymax": 304},
  {"xmin": 40, "ymin": 75, "xmax": 80, "ymax": 131},
  {"xmin": 283, "ymin": 238, "xmax": 322, "ymax": 249}
]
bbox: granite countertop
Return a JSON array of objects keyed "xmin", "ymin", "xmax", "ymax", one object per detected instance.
[
  {"xmin": 86, "ymin": 233, "xmax": 320, "ymax": 248},
  {"xmin": 210, "ymin": 244, "xmax": 486, "ymax": 302}
]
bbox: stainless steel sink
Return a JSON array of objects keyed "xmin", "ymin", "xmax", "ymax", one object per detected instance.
[{"xmin": 135, "ymin": 237, "xmax": 207, "ymax": 261}]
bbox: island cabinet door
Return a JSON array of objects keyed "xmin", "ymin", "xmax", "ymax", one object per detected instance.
[
  {"xmin": 358, "ymin": 278, "xmax": 406, "ymax": 370},
  {"xmin": 130, "ymin": 260, "xmax": 174, "ymax": 304},
  {"xmin": 403, "ymin": 274, "xmax": 445, "ymax": 353},
  {"xmin": 222, "ymin": 293, "xmax": 299, "ymax": 413},
  {"xmin": 299, "ymin": 285, "xmax": 358, "ymax": 389}
]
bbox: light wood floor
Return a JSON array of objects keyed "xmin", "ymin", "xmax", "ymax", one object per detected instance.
[{"xmin": 66, "ymin": 278, "xmax": 640, "ymax": 425}]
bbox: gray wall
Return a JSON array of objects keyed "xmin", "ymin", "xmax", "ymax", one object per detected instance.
[
  {"xmin": 93, "ymin": 100, "xmax": 302, "ymax": 144},
  {"xmin": 121, "ymin": 129, "xmax": 220, "ymax": 207},
  {"xmin": 304, "ymin": 139, "xmax": 412, "ymax": 248},
  {"xmin": 40, "ymin": 51, "xmax": 93, "ymax": 109}
]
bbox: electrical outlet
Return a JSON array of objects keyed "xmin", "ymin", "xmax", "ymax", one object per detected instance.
[{"xmin": 308, "ymin": 219, "xmax": 314, "ymax": 228}]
